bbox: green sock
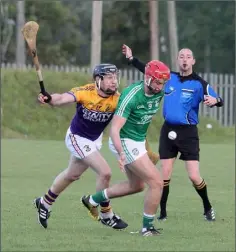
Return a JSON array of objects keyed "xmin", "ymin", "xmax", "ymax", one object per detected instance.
[
  {"xmin": 91, "ymin": 190, "xmax": 107, "ymax": 204},
  {"xmin": 142, "ymin": 213, "xmax": 155, "ymax": 229}
]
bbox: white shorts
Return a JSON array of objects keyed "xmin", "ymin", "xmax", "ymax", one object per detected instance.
[
  {"xmin": 108, "ymin": 137, "xmax": 147, "ymax": 165},
  {"xmin": 65, "ymin": 128, "xmax": 103, "ymax": 159}
]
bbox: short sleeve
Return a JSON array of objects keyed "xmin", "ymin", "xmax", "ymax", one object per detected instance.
[
  {"xmin": 198, "ymin": 77, "xmax": 219, "ymax": 101},
  {"xmin": 67, "ymin": 87, "xmax": 81, "ymax": 102},
  {"xmin": 205, "ymin": 84, "xmax": 218, "ymax": 98},
  {"xmin": 115, "ymin": 89, "xmax": 136, "ymax": 118}
]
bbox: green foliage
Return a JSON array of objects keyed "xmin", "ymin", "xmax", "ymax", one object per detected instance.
[
  {"xmin": 2, "ymin": 69, "xmax": 235, "ymax": 143},
  {"xmin": 102, "ymin": 1, "xmax": 150, "ymax": 66},
  {"xmin": 3, "ymin": 1, "xmax": 235, "ymax": 73},
  {"xmin": 6, "ymin": 0, "xmax": 81, "ymax": 65},
  {"xmin": 101, "ymin": 1, "xmax": 235, "ymax": 73},
  {"xmin": 176, "ymin": 1, "xmax": 235, "ymax": 73}
]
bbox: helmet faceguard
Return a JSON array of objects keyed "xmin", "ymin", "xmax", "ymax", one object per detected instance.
[
  {"xmin": 144, "ymin": 60, "xmax": 170, "ymax": 93},
  {"xmin": 93, "ymin": 64, "xmax": 120, "ymax": 95}
]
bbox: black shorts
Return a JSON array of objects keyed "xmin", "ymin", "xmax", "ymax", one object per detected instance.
[{"xmin": 159, "ymin": 122, "xmax": 200, "ymax": 161}]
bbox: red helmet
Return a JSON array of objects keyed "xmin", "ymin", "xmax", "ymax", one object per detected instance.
[{"xmin": 145, "ymin": 60, "xmax": 170, "ymax": 86}]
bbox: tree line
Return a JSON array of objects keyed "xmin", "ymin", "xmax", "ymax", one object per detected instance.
[{"xmin": 1, "ymin": 1, "xmax": 235, "ymax": 73}]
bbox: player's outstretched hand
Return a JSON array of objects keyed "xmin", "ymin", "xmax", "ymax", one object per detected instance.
[
  {"xmin": 122, "ymin": 44, "xmax": 133, "ymax": 59},
  {"xmin": 38, "ymin": 92, "xmax": 52, "ymax": 104},
  {"xmin": 118, "ymin": 152, "xmax": 126, "ymax": 173}
]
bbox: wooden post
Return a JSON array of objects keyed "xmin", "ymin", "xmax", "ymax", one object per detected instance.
[
  {"xmin": 90, "ymin": 1, "xmax": 103, "ymax": 69},
  {"xmin": 149, "ymin": 1, "xmax": 159, "ymax": 59}
]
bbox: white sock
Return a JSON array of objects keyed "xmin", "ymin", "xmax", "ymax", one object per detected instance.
[
  {"xmin": 143, "ymin": 213, "xmax": 155, "ymax": 218},
  {"xmin": 100, "ymin": 197, "xmax": 113, "ymax": 219},
  {"xmin": 142, "ymin": 227, "xmax": 148, "ymax": 232},
  {"xmin": 142, "ymin": 213, "xmax": 155, "ymax": 231},
  {"xmin": 89, "ymin": 196, "xmax": 99, "ymax": 206},
  {"xmin": 41, "ymin": 197, "xmax": 51, "ymax": 210},
  {"xmin": 100, "ymin": 209, "xmax": 114, "ymax": 219},
  {"xmin": 103, "ymin": 189, "xmax": 109, "ymax": 200}
]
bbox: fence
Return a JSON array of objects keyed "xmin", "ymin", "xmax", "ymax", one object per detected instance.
[{"xmin": 2, "ymin": 62, "xmax": 235, "ymax": 127}]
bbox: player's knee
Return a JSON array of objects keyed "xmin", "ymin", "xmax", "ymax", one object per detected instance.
[
  {"xmin": 64, "ymin": 169, "xmax": 81, "ymax": 182},
  {"xmin": 99, "ymin": 170, "xmax": 112, "ymax": 182},
  {"xmin": 131, "ymin": 182, "xmax": 145, "ymax": 193},
  {"xmin": 137, "ymin": 183, "xmax": 145, "ymax": 192},
  {"xmin": 149, "ymin": 176, "xmax": 163, "ymax": 190},
  {"xmin": 71, "ymin": 175, "xmax": 81, "ymax": 181},
  {"xmin": 160, "ymin": 162, "xmax": 173, "ymax": 178},
  {"xmin": 66, "ymin": 173, "xmax": 81, "ymax": 182},
  {"xmin": 157, "ymin": 178, "xmax": 164, "ymax": 189},
  {"xmin": 161, "ymin": 162, "xmax": 171, "ymax": 171},
  {"xmin": 188, "ymin": 174, "xmax": 201, "ymax": 184}
]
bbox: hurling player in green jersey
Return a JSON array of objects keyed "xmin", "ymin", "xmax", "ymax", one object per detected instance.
[{"xmin": 81, "ymin": 60, "xmax": 171, "ymax": 236}]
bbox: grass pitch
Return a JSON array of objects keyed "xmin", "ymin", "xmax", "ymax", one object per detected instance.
[{"xmin": 1, "ymin": 139, "xmax": 235, "ymax": 251}]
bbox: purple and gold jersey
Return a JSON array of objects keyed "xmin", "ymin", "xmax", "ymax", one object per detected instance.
[{"xmin": 68, "ymin": 84, "xmax": 119, "ymax": 141}]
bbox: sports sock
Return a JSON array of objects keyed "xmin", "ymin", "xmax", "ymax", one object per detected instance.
[
  {"xmin": 42, "ymin": 189, "xmax": 58, "ymax": 209},
  {"xmin": 193, "ymin": 179, "xmax": 212, "ymax": 213},
  {"xmin": 160, "ymin": 179, "xmax": 170, "ymax": 216},
  {"xmin": 89, "ymin": 189, "xmax": 109, "ymax": 206},
  {"xmin": 100, "ymin": 200, "xmax": 114, "ymax": 219},
  {"xmin": 142, "ymin": 213, "xmax": 155, "ymax": 230}
]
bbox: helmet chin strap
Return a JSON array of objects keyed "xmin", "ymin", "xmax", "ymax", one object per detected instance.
[
  {"xmin": 98, "ymin": 79, "xmax": 101, "ymax": 90},
  {"xmin": 147, "ymin": 84, "xmax": 160, "ymax": 94},
  {"xmin": 96, "ymin": 79, "xmax": 116, "ymax": 95},
  {"xmin": 145, "ymin": 77, "xmax": 162, "ymax": 94}
]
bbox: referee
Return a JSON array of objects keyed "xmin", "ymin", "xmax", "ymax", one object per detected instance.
[{"xmin": 122, "ymin": 44, "xmax": 223, "ymax": 221}]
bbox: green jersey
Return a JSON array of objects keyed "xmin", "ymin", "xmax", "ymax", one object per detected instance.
[{"xmin": 115, "ymin": 81, "xmax": 164, "ymax": 141}]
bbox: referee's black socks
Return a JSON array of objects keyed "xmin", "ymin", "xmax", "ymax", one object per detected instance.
[
  {"xmin": 160, "ymin": 179, "xmax": 170, "ymax": 216},
  {"xmin": 193, "ymin": 179, "xmax": 212, "ymax": 213}
]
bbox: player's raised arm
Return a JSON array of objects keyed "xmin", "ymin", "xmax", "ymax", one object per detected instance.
[{"xmin": 122, "ymin": 44, "xmax": 146, "ymax": 73}]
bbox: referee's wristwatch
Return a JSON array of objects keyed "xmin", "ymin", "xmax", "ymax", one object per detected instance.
[{"xmin": 216, "ymin": 97, "xmax": 221, "ymax": 104}]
